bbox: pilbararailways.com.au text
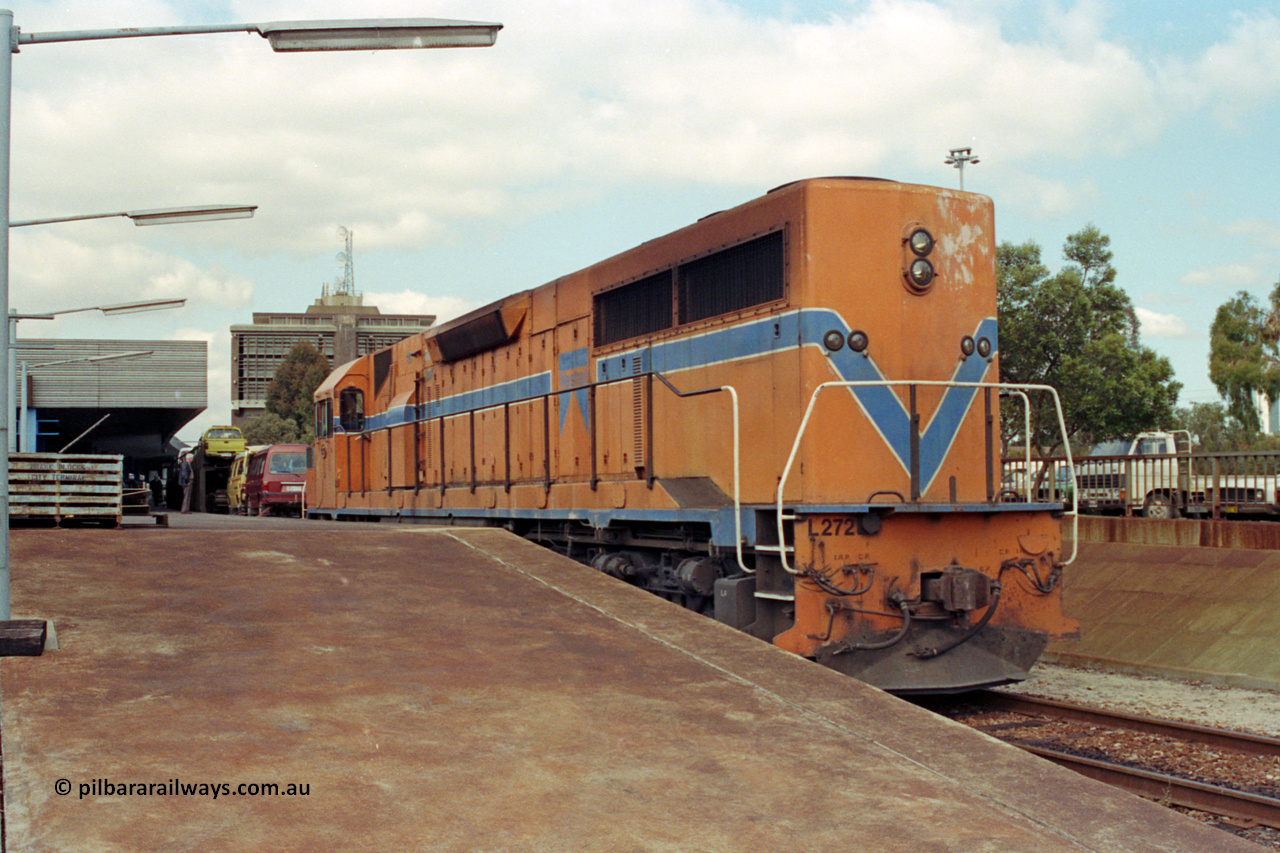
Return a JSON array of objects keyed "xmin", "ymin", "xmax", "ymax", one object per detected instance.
[{"xmin": 56, "ymin": 778, "xmax": 311, "ymax": 800}]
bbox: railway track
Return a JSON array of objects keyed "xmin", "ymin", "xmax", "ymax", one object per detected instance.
[{"xmin": 940, "ymin": 691, "xmax": 1280, "ymax": 831}]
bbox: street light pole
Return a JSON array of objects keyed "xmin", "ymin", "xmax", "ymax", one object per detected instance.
[
  {"xmin": 1, "ymin": 8, "xmax": 15, "ymax": 623},
  {"xmin": 0, "ymin": 11, "xmax": 502, "ymax": 624},
  {"xmin": 945, "ymin": 147, "xmax": 979, "ymax": 191},
  {"xmin": 11, "ymin": 205, "xmax": 257, "ymax": 228}
]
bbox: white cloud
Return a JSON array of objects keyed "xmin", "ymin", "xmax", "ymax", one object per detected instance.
[
  {"xmin": 1135, "ymin": 307, "xmax": 1189, "ymax": 338},
  {"xmin": 363, "ymin": 291, "xmax": 481, "ymax": 324},
  {"xmin": 991, "ymin": 170, "xmax": 1099, "ymax": 219},
  {"xmin": 1179, "ymin": 259, "xmax": 1275, "ymax": 290},
  {"xmin": 1224, "ymin": 218, "xmax": 1280, "ymax": 250},
  {"xmin": 10, "ymin": 0, "xmax": 1280, "ymax": 438},
  {"xmin": 3, "ymin": 0, "xmax": 1222, "ymax": 262},
  {"xmin": 1163, "ymin": 10, "xmax": 1280, "ymax": 127},
  {"xmin": 10, "ymin": 230, "xmax": 253, "ymax": 310}
]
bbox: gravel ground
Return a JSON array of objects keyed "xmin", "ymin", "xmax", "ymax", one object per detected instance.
[
  {"xmin": 990, "ymin": 662, "xmax": 1280, "ymax": 849},
  {"xmin": 1000, "ymin": 662, "xmax": 1280, "ymax": 738}
]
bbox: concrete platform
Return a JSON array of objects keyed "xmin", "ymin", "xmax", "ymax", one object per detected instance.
[{"xmin": 2, "ymin": 517, "xmax": 1252, "ymax": 852}]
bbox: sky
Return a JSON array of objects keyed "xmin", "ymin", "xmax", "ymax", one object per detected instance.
[{"xmin": 5, "ymin": 0, "xmax": 1280, "ymax": 441}]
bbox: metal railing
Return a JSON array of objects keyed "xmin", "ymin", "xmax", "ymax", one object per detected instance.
[
  {"xmin": 1003, "ymin": 449, "xmax": 1280, "ymax": 519},
  {"xmin": 777, "ymin": 380, "xmax": 1078, "ymax": 574},
  {"xmin": 333, "ymin": 370, "xmax": 751, "ymax": 574}
]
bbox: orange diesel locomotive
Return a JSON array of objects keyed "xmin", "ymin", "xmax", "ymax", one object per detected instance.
[{"xmin": 308, "ymin": 178, "xmax": 1078, "ymax": 693}]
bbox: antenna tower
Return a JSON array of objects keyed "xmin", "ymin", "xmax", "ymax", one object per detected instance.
[{"xmin": 334, "ymin": 226, "xmax": 355, "ymax": 296}]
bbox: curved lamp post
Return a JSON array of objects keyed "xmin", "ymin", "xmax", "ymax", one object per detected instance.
[
  {"xmin": 11, "ymin": 205, "xmax": 257, "ymax": 228},
  {"xmin": 0, "ymin": 12, "xmax": 503, "ymax": 623}
]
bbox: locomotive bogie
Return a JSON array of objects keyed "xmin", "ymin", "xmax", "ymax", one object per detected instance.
[{"xmin": 307, "ymin": 177, "xmax": 1077, "ymax": 693}]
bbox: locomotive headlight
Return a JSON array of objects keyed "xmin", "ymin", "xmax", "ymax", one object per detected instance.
[
  {"xmin": 961, "ymin": 335, "xmax": 976, "ymax": 357},
  {"xmin": 976, "ymin": 336, "xmax": 992, "ymax": 358},
  {"xmin": 848, "ymin": 330, "xmax": 869, "ymax": 352},
  {"xmin": 823, "ymin": 329, "xmax": 845, "ymax": 351},
  {"xmin": 908, "ymin": 228, "xmax": 934, "ymax": 256},
  {"xmin": 907, "ymin": 258, "xmax": 935, "ymax": 290}
]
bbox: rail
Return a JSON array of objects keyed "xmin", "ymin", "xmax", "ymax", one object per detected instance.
[
  {"xmin": 1023, "ymin": 745, "xmax": 1280, "ymax": 829},
  {"xmin": 955, "ymin": 691, "xmax": 1280, "ymax": 828},
  {"xmin": 775, "ymin": 380, "xmax": 1077, "ymax": 575}
]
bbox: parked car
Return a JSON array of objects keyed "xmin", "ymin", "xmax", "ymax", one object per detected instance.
[
  {"xmin": 200, "ymin": 425, "xmax": 246, "ymax": 459},
  {"xmin": 226, "ymin": 446, "xmax": 268, "ymax": 515},
  {"xmin": 244, "ymin": 444, "xmax": 309, "ymax": 516}
]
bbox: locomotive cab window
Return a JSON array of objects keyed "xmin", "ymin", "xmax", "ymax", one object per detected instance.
[
  {"xmin": 315, "ymin": 398, "xmax": 333, "ymax": 439},
  {"xmin": 339, "ymin": 388, "xmax": 365, "ymax": 432}
]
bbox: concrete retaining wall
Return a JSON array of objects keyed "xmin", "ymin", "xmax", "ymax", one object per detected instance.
[{"xmin": 1047, "ymin": 516, "xmax": 1280, "ymax": 689}]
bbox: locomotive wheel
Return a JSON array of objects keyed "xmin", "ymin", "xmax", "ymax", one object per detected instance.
[{"xmin": 1142, "ymin": 493, "xmax": 1177, "ymax": 520}]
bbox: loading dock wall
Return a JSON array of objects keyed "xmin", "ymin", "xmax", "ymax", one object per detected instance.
[{"xmin": 1049, "ymin": 516, "xmax": 1280, "ymax": 689}]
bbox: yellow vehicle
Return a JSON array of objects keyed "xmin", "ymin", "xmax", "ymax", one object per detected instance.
[
  {"xmin": 227, "ymin": 449, "xmax": 251, "ymax": 515},
  {"xmin": 200, "ymin": 425, "xmax": 246, "ymax": 459},
  {"xmin": 228, "ymin": 445, "xmax": 272, "ymax": 514}
]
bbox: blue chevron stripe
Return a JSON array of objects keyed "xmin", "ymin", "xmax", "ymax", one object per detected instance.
[
  {"xmin": 341, "ymin": 307, "xmax": 997, "ymax": 494},
  {"xmin": 601, "ymin": 309, "xmax": 998, "ymax": 491}
]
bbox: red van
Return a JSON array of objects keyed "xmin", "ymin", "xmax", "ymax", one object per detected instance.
[{"xmin": 244, "ymin": 444, "xmax": 309, "ymax": 516}]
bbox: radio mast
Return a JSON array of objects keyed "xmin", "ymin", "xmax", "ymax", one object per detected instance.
[{"xmin": 334, "ymin": 226, "xmax": 355, "ymax": 297}]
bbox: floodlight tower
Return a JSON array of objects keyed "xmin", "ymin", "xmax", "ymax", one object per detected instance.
[{"xmin": 945, "ymin": 147, "xmax": 979, "ymax": 190}]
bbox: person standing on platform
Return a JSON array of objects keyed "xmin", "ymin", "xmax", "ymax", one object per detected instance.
[{"xmin": 179, "ymin": 453, "xmax": 194, "ymax": 514}]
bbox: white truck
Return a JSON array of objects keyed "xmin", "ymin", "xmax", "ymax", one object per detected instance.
[{"xmin": 1069, "ymin": 431, "xmax": 1280, "ymax": 519}]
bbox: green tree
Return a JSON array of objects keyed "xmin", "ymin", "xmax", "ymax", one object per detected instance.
[
  {"xmin": 241, "ymin": 412, "xmax": 301, "ymax": 445},
  {"xmin": 1173, "ymin": 402, "xmax": 1249, "ymax": 453},
  {"xmin": 1207, "ymin": 281, "xmax": 1280, "ymax": 434},
  {"xmin": 265, "ymin": 342, "xmax": 330, "ymax": 440},
  {"xmin": 997, "ymin": 225, "xmax": 1180, "ymax": 456}
]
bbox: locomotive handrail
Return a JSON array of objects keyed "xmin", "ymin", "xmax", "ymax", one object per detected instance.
[
  {"xmin": 775, "ymin": 380, "xmax": 1077, "ymax": 576},
  {"xmin": 650, "ymin": 372, "xmax": 748, "ymax": 575},
  {"xmin": 345, "ymin": 369, "xmax": 749, "ymax": 573},
  {"xmin": 1003, "ymin": 389, "xmax": 1033, "ymax": 499}
]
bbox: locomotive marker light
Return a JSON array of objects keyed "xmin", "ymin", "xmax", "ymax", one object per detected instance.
[
  {"xmin": 903, "ymin": 226, "xmax": 936, "ymax": 292},
  {"xmin": 907, "ymin": 228, "xmax": 934, "ymax": 256},
  {"xmin": 907, "ymin": 258, "xmax": 935, "ymax": 290},
  {"xmin": 0, "ymin": 12, "xmax": 503, "ymax": 629}
]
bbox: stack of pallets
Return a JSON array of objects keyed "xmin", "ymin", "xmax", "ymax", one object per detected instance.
[{"xmin": 8, "ymin": 453, "xmax": 123, "ymax": 526}]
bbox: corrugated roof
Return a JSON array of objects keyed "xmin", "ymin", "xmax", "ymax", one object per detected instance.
[{"xmin": 15, "ymin": 339, "xmax": 206, "ymax": 408}]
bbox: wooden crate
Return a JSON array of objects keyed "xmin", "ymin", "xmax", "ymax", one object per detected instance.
[{"xmin": 9, "ymin": 453, "xmax": 123, "ymax": 526}]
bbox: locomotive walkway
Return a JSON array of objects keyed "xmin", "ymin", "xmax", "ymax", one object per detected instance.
[{"xmin": 1, "ymin": 516, "xmax": 1251, "ymax": 852}]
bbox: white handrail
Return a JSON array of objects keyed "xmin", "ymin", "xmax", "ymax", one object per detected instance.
[
  {"xmin": 774, "ymin": 380, "xmax": 1077, "ymax": 575},
  {"xmin": 651, "ymin": 375, "xmax": 749, "ymax": 574}
]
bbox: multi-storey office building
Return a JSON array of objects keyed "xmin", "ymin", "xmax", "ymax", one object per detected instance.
[{"xmin": 230, "ymin": 289, "xmax": 434, "ymax": 426}]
